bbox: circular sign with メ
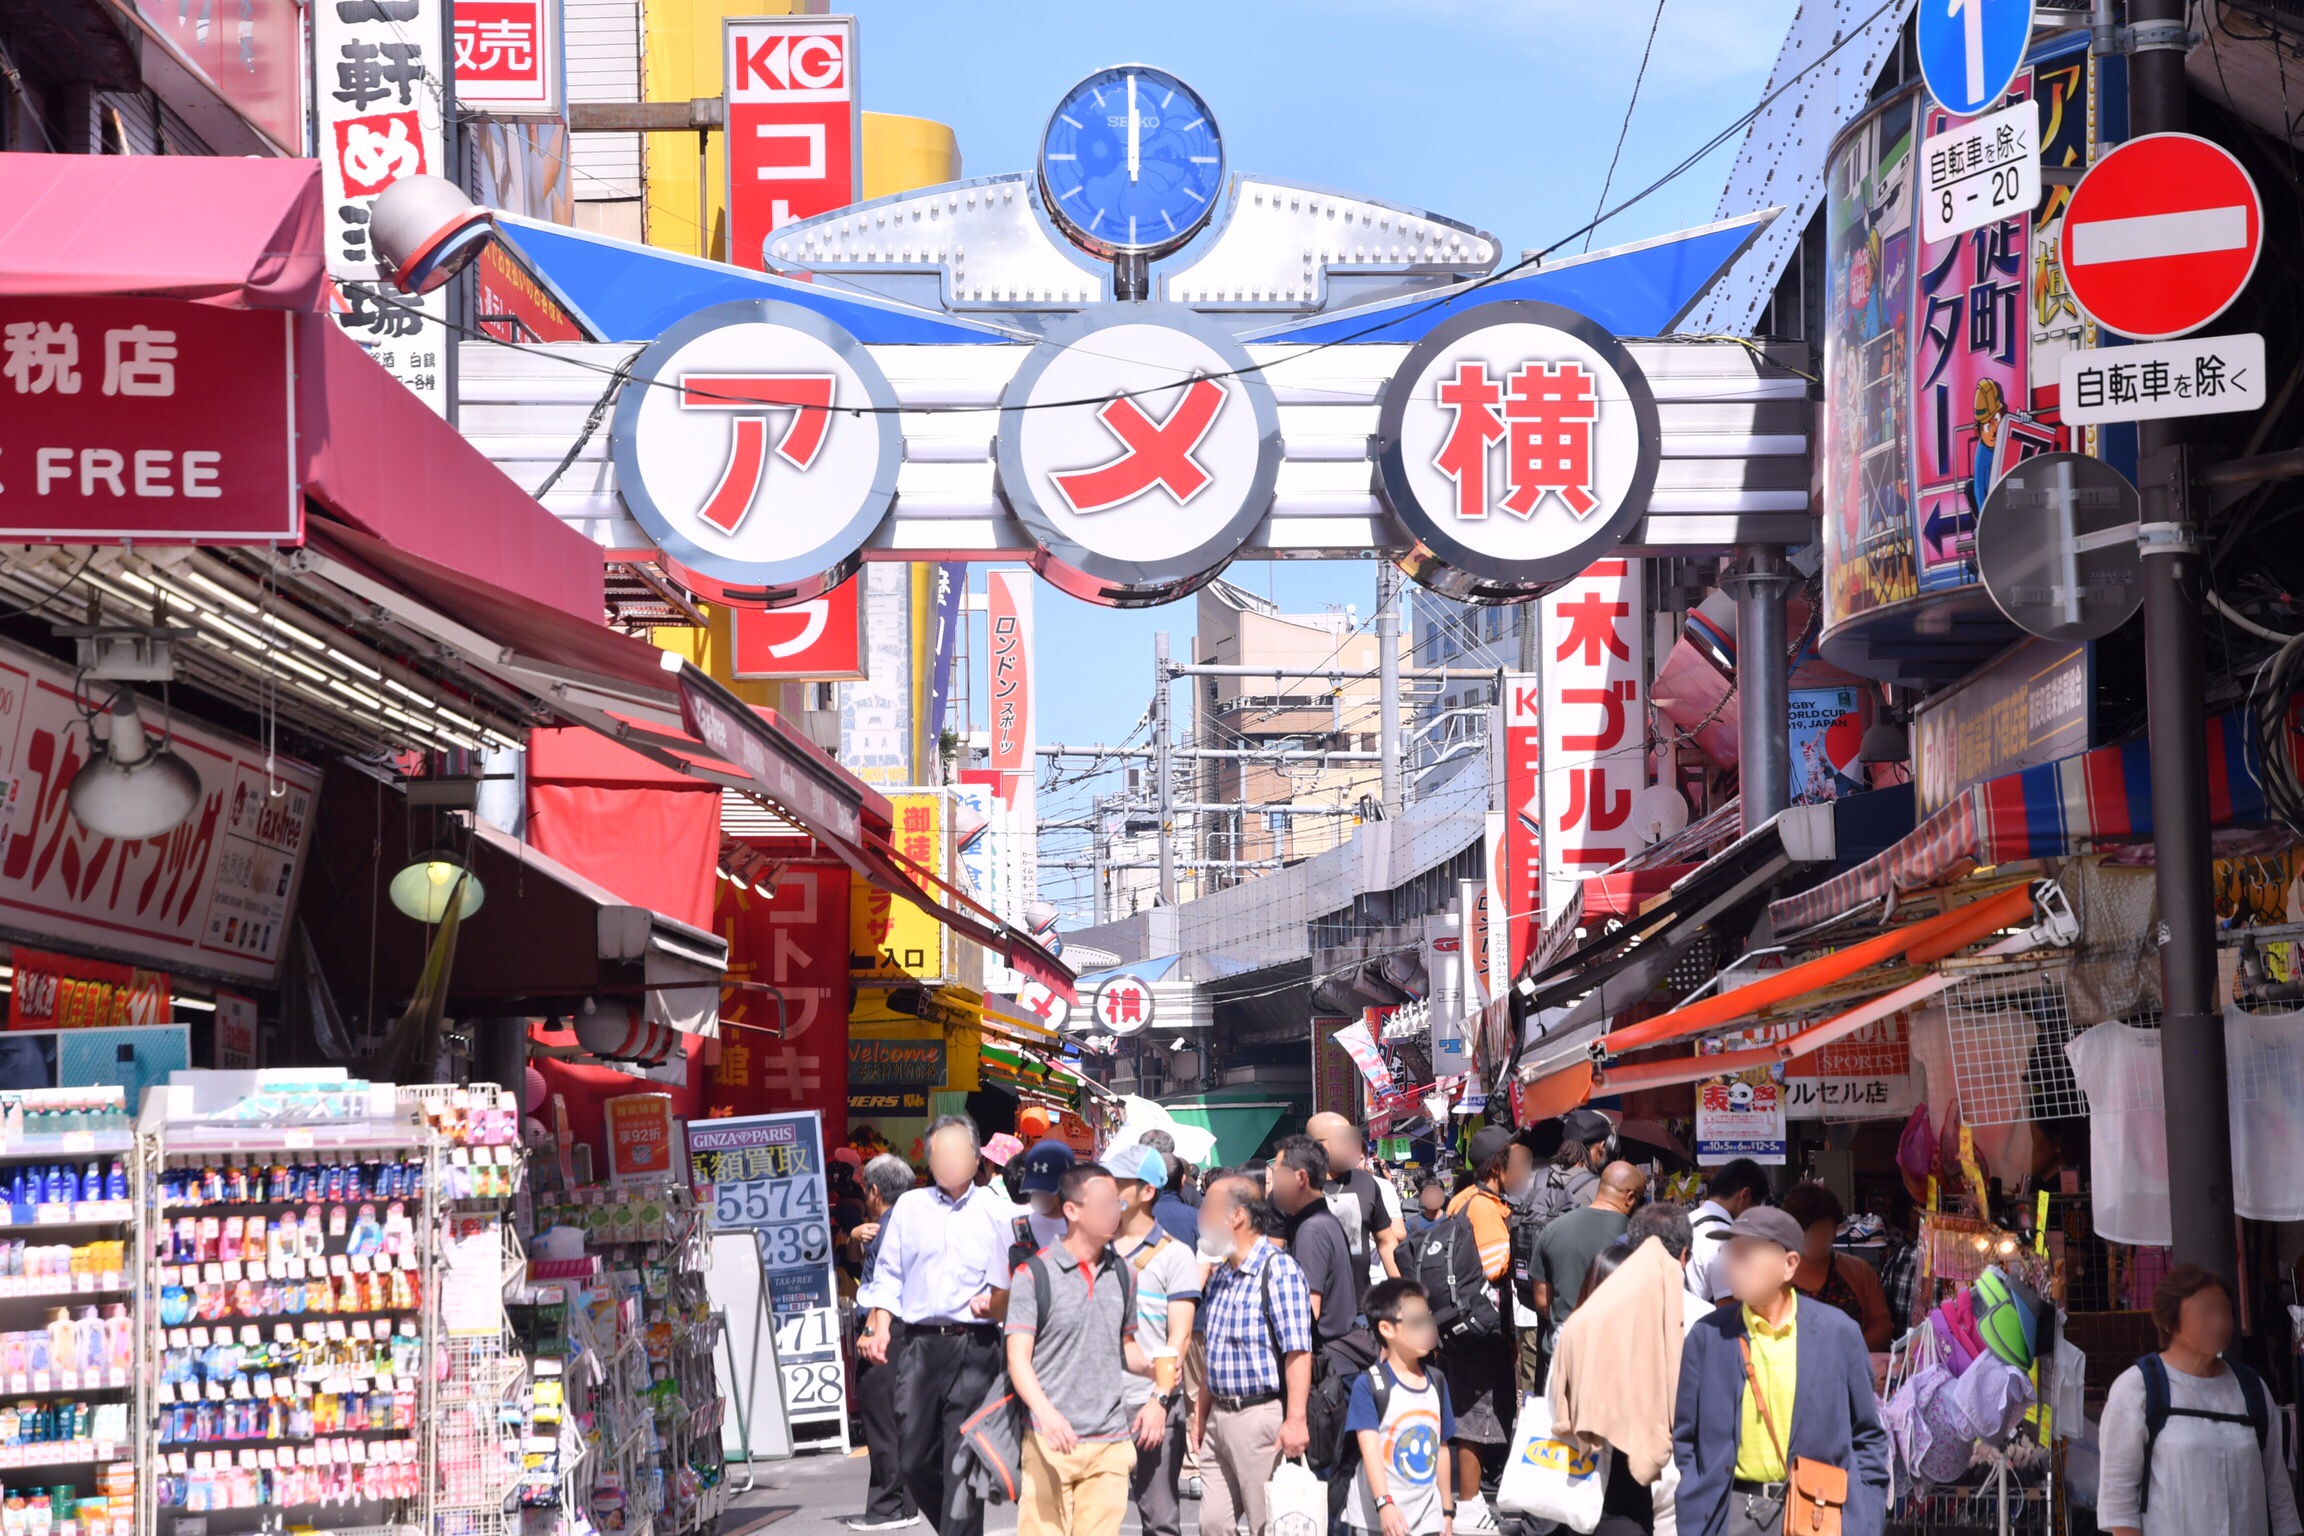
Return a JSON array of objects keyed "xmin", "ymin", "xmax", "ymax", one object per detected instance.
[
  {"xmin": 996, "ymin": 305, "xmax": 1281, "ymax": 607},
  {"xmin": 611, "ymin": 300, "xmax": 902, "ymax": 600},
  {"xmin": 1375, "ymin": 301, "xmax": 1660, "ymax": 603},
  {"xmin": 1015, "ymin": 979, "xmax": 1073, "ymax": 1033},
  {"xmin": 1975, "ymin": 452, "xmax": 2142, "ymax": 641},
  {"xmin": 2058, "ymin": 133, "xmax": 2264, "ymax": 342},
  {"xmin": 1093, "ymin": 974, "xmax": 1157, "ymax": 1036}
]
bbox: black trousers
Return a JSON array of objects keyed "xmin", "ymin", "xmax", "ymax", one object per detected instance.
[
  {"xmin": 857, "ymin": 1333, "xmax": 916, "ymax": 1522},
  {"xmin": 894, "ymin": 1326, "xmax": 1003, "ymax": 1536}
]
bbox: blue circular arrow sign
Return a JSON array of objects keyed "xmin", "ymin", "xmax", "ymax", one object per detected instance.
[{"xmin": 1916, "ymin": 0, "xmax": 2035, "ymax": 118}]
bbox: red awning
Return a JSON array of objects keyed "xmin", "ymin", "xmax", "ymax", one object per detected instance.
[{"xmin": 0, "ymin": 153, "xmax": 325, "ymax": 310}]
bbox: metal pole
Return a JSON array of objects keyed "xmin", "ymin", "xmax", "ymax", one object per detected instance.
[
  {"xmin": 2127, "ymin": 0, "xmax": 2238, "ymax": 1281},
  {"xmin": 1377, "ymin": 565, "xmax": 1403, "ymax": 815},
  {"xmin": 1153, "ymin": 631, "xmax": 1176, "ymax": 904},
  {"xmin": 1726, "ymin": 545, "xmax": 1793, "ymax": 830}
]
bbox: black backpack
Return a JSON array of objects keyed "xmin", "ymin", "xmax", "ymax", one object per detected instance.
[
  {"xmin": 1318, "ymin": 1360, "xmax": 1397, "ymax": 1482},
  {"xmin": 1305, "ymin": 1328, "xmax": 1382, "ymax": 1474},
  {"xmin": 2134, "ymin": 1352, "xmax": 2271, "ymax": 1514},
  {"xmin": 1412, "ymin": 1210, "xmax": 1501, "ymax": 1341}
]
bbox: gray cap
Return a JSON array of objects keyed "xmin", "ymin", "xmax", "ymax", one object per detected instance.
[
  {"xmin": 1468, "ymin": 1126, "xmax": 1517, "ymax": 1170},
  {"xmin": 1727, "ymin": 1206, "xmax": 1804, "ymax": 1252}
]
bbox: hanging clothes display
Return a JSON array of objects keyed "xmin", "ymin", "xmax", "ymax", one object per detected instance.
[
  {"xmin": 2063, "ymin": 1023, "xmax": 2171, "ymax": 1246},
  {"xmin": 2224, "ymin": 1003, "xmax": 2304, "ymax": 1222}
]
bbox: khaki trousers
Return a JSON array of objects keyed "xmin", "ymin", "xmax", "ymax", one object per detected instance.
[
  {"xmin": 1017, "ymin": 1433, "xmax": 1135, "ymax": 1536},
  {"xmin": 1199, "ymin": 1399, "xmax": 1284, "ymax": 1536}
]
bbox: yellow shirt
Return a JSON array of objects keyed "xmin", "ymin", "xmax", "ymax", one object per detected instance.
[{"xmin": 1734, "ymin": 1300, "xmax": 1798, "ymax": 1484}]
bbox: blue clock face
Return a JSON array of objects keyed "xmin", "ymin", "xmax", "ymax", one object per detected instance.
[{"xmin": 1039, "ymin": 66, "xmax": 1224, "ymax": 258}]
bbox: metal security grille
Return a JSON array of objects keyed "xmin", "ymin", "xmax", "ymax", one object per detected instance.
[{"xmin": 1944, "ymin": 959, "xmax": 2089, "ymax": 1126}]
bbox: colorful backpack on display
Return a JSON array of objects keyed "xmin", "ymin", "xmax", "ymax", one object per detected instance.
[{"xmin": 1971, "ymin": 1267, "xmax": 2034, "ymax": 1370}]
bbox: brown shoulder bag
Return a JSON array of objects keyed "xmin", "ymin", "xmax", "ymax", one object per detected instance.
[{"xmin": 1737, "ymin": 1336, "xmax": 1849, "ymax": 1536}]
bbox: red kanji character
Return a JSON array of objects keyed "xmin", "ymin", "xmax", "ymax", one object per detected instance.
[
  {"xmin": 1559, "ymin": 767, "xmax": 1632, "ymax": 832},
  {"xmin": 1501, "ymin": 361, "xmax": 1599, "ymax": 519},
  {"xmin": 1551, "ymin": 592, "xmax": 1630, "ymax": 667},
  {"xmin": 1559, "ymin": 679, "xmax": 1635, "ymax": 752},
  {"xmin": 1433, "ymin": 362, "xmax": 1505, "ymax": 519}
]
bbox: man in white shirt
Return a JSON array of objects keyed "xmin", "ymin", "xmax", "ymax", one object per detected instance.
[{"xmin": 1684, "ymin": 1158, "xmax": 1770, "ymax": 1305}]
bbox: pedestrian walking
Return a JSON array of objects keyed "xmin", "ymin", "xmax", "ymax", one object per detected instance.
[
  {"xmin": 1341, "ymin": 1278, "xmax": 1456, "ymax": 1536},
  {"xmin": 843, "ymin": 1152, "xmax": 924, "ymax": 1531},
  {"xmin": 1309, "ymin": 1111, "xmax": 1407, "ymax": 1282},
  {"xmin": 1191, "ymin": 1168, "xmax": 1314, "ymax": 1536},
  {"xmin": 1531, "ymin": 1162, "xmax": 1647, "ymax": 1329},
  {"xmin": 1548, "ymin": 1230, "xmax": 1688, "ymax": 1536},
  {"xmin": 856, "ymin": 1116, "xmax": 1014, "ymax": 1536},
  {"xmin": 1436, "ymin": 1125, "xmax": 1529, "ymax": 1536},
  {"xmin": 1684, "ymin": 1161, "xmax": 1770, "ymax": 1305},
  {"xmin": 2097, "ymin": 1263, "xmax": 2300, "ymax": 1536},
  {"xmin": 1133, "ymin": 1129, "xmax": 1201, "ymax": 1250},
  {"xmin": 1106, "ymin": 1143, "xmax": 1201, "ymax": 1536},
  {"xmin": 1405, "ymin": 1179, "xmax": 1447, "ymax": 1241},
  {"xmin": 1005, "ymin": 1162, "xmax": 1155, "ymax": 1536},
  {"xmin": 1268, "ymin": 1135, "xmax": 1363, "ymax": 1344},
  {"xmin": 1014, "ymin": 1137, "xmax": 1075, "ymax": 1252},
  {"xmin": 1672, "ymin": 1207, "xmax": 1888, "ymax": 1536},
  {"xmin": 1779, "ymin": 1182, "xmax": 1892, "ymax": 1351}
]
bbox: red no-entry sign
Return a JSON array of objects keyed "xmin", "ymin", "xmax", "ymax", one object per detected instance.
[{"xmin": 2059, "ymin": 133, "xmax": 2262, "ymax": 341}]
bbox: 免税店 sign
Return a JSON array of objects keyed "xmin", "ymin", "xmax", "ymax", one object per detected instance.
[{"xmin": 1, "ymin": 298, "xmax": 299, "ymax": 544}]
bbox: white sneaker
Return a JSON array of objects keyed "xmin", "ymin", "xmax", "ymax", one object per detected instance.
[
  {"xmin": 839, "ymin": 1517, "xmax": 922, "ymax": 1531},
  {"xmin": 1455, "ymin": 1495, "xmax": 1500, "ymax": 1534}
]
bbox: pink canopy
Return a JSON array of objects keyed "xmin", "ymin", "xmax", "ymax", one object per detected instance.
[{"xmin": 0, "ymin": 152, "xmax": 325, "ymax": 309}]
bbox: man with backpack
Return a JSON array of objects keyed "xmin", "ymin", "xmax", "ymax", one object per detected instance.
[
  {"xmin": 1107, "ymin": 1144, "xmax": 1200, "ymax": 1536},
  {"xmin": 1432, "ymin": 1126, "xmax": 1530, "ymax": 1536},
  {"xmin": 1004, "ymin": 1162, "xmax": 1155, "ymax": 1536},
  {"xmin": 1684, "ymin": 1159, "xmax": 1770, "ymax": 1305}
]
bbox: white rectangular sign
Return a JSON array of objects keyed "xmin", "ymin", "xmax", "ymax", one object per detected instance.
[
  {"xmin": 1921, "ymin": 99, "xmax": 2040, "ymax": 244},
  {"xmin": 2059, "ymin": 332, "xmax": 2266, "ymax": 424}
]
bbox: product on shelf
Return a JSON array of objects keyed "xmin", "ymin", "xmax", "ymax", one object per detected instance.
[{"xmin": 0, "ymin": 1090, "xmax": 131, "ymax": 1146}]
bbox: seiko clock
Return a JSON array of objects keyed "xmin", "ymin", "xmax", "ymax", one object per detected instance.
[{"xmin": 1038, "ymin": 66, "xmax": 1225, "ymax": 260}]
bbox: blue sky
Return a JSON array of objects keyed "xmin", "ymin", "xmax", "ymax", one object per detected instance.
[{"xmin": 840, "ymin": 0, "xmax": 1798, "ymax": 901}]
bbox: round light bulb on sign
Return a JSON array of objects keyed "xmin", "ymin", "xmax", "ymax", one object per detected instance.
[
  {"xmin": 2057, "ymin": 133, "xmax": 2263, "ymax": 342},
  {"xmin": 610, "ymin": 300, "xmax": 903, "ymax": 601},
  {"xmin": 1093, "ymin": 974, "xmax": 1157, "ymax": 1036},
  {"xmin": 1974, "ymin": 451, "xmax": 2142, "ymax": 642},
  {"xmin": 1374, "ymin": 301, "xmax": 1660, "ymax": 602},
  {"xmin": 995, "ymin": 306, "xmax": 1281, "ymax": 607}
]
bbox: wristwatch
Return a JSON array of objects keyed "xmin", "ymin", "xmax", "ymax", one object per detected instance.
[
  {"xmin": 1157, "ymin": 1390, "xmax": 1180, "ymax": 1408},
  {"xmin": 1374, "ymin": 1496, "xmax": 1396, "ymax": 1511}
]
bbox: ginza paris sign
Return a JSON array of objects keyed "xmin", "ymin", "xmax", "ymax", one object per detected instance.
[{"xmin": 1376, "ymin": 301, "xmax": 1659, "ymax": 602}]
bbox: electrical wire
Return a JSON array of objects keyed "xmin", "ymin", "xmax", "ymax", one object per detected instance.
[{"xmin": 1587, "ymin": 0, "xmax": 1668, "ymax": 253}]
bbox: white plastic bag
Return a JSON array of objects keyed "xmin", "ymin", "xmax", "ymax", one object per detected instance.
[
  {"xmin": 1264, "ymin": 1456, "xmax": 1326, "ymax": 1536},
  {"xmin": 1497, "ymin": 1392, "xmax": 1610, "ymax": 1534}
]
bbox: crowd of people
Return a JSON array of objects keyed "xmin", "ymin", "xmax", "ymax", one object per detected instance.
[{"xmin": 834, "ymin": 1109, "xmax": 2298, "ymax": 1536}]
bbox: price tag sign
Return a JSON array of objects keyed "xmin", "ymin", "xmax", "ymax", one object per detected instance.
[
  {"xmin": 687, "ymin": 1111, "xmax": 847, "ymax": 1428},
  {"xmin": 1920, "ymin": 99, "xmax": 2039, "ymax": 243}
]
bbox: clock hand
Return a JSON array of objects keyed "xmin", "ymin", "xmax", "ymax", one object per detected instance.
[{"xmin": 1127, "ymin": 72, "xmax": 1139, "ymax": 184}]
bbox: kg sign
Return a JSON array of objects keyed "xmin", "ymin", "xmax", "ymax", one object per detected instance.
[
  {"xmin": 611, "ymin": 300, "xmax": 901, "ymax": 600},
  {"xmin": 995, "ymin": 307, "xmax": 1282, "ymax": 606},
  {"xmin": 1376, "ymin": 302, "xmax": 1659, "ymax": 602},
  {"xmin": 725, "ymin": 16, "xmax": 860, "ymax": 273}
]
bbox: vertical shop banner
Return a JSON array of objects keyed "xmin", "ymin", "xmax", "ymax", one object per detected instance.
[
  {"xmin": 686, "ymin": 1110, "xmax": 847, "ymax": 1426},
  {"xmin": 129, "ymin": 0, "xmax": 303, "ymax": 150},
  {"xmin": 840, "ymin": 564, "xmax": 912, "ymax": 785},
  {"xmin": 725, "ymin": 15, "xmax": 861, "ymax": 274},
  {"xmin": 1311, "ymin": 1020, "xmax": 1357, "ymax": 1119},
  {"xmin": 925, "ymin": 563, "xmax": 965, "ymax": 748},
  {"xmin": 1536, "ymin": 561, "xmax": 1647, "ymax": 921},
  {"xmin": 451, "ymin": 0, "xmax": 561, "ymax": 115},
  {"xmin": 731, "ymin": 579, "xmax": 867, "ymax": 680},
  {"xmin": 1331, "ymin": 1019, "xmax": 1394, "ymax": 1097},
  {"xmin": 986, "ymin": 572, "xmax": 1034, "ymax": 807},
  {"xmin": 315, "ymin": 0, "xmax": 453, "ymax": 414},
  {"xmin": 2027, "ymin": 49, "xmax": 2094, "ymax": 419},
  {"xmin": 1499, "ymin": 677, "xmax": 1540, "ymax": 976},
  {"xmin": 1820, "ymin": 96, "xmax": 1920, "ymax": 630},
  {"xmin": 1789, "ymin": 685, "xmax": 1866, "ymax": 805},
  {"xmin": 709, "ymin": 862, "xmax": 850, "ymax": 1149},
  {"xmin": 952, "ymin": 777, "xmax": 1024, "ymax": 995},
  {"xmin": 0, "ymin": 642, "xmax": 316, "ymax": 984},
  {"xmin": 850, "ymin": 792, "xmax": 948, "ymax": 983}
]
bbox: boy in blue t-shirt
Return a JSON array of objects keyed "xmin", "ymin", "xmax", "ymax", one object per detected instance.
[{"xmin": 1344, "ymin": 1277, "xmax": 1457, "ymax": 1536}]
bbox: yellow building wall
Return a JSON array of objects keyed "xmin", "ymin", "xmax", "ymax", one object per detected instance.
[{"xmin": 640, "ymin": 0, "xmax": 962, "ymax": 259}]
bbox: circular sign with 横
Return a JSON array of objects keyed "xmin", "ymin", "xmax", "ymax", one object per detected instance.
[
  {"xmin": 610, "ymin": 300, "xmax": 902, "ymax": 601},
  {"xmin": 1975, "ymin": 452, "xmax": 2142, "ymax": 642},
  {"xmin": 1374, "ymin": 301, "xmax": 1660, "ymax": 603},
  {"xmin": 995, "ymin": 306, "xmax": 1281, "ymax": 607},
  {"xmin": 1092, "ymin": 973, "xmax": 1157, "ymax": 1035}
]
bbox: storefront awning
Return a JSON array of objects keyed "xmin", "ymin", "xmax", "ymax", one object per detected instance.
[
  {"xmin": 1162, "ymin": 1090, "xmax": 1292, "ymax": 1167},
  {"xmin": 1766, "ymin": 711, "xmax": 2291, "ymax": 935},
  {"xmin": 0, "ymin": 154, "xmax": 326, "ymax": 310}
]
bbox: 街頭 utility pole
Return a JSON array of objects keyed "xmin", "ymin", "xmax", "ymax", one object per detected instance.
[
  {"xmin": 1377, "ymin": 565, "xmax": 1403, "ymax": 816},
  {"xmin": 1153, "ymin": 631, "xmax": 1176, "ymax": 905}
]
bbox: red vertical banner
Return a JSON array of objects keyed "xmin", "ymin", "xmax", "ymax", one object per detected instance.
[
  {"xmin": 1537, "ymin": 559, "xmax": 1647, "ymax": 920},
  {"xmin": 707, "ymin": 861, "xmax": 852, "ymax": 1148},
  {"xmin": 987, "ymin": 571, "xmax": 1034, "ymax": 809},
  {"xmin": 725, "ymin": 16, "xmax": 861, "ymax": 273},
  {"xmin": 1500, "ymin": 671, "xmax": 1542, "ymax": 978}
]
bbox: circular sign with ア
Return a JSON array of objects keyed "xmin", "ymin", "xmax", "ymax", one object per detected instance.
[
  {"xmin": 996, "ymin": 306, "xmax": 1281, "ymax": 607},
  {"xmin": 1092, "ymin": 974, "xmax": 1157, "ymax": 1036},
  {"xmin": 1375, "ymin": 301, "xmax": 1660, "ymax": 603},
  {"xmin": 611, "ymin": 300, "xmax": 902, "ymax": 602}
]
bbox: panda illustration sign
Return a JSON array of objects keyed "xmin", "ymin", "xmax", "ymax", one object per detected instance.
[{"xmin": 1696, "ymin": 1071, "xmax": 1786, "ymax": 1167}]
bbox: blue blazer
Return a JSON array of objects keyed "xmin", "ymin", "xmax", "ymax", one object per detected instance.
[{"xmin": 1672, "ymin": 1295, "xmax": 1890, "ymax": 1536}]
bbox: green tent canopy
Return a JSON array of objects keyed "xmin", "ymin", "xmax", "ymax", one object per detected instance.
[{"xmin": 1161, "ymin": 1088, "xmax": 1296, "ymax": 1167}]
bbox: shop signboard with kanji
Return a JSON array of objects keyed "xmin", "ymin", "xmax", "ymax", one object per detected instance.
[
  {"xmin": 849, "ymin": 791, "xmax": 948, "ymax": 983},
  {"xmin": 452, "ymin": 0, "xmax": 561, "ymax": 116},
  {"xmin": 1499, "ymin": 673, "xmax": 1540, "ymax": 975},
  {"xmin": 1536, "ymin": 560, "xmax": 1646, "ymax": 921},
  {"xmin": 725, "ymin": 16, "xmax": 861, "ymax": 273},
  {"xmin": 730, "ymin": 578, "xmax": 866, "ymax": 680},
  {"xmin": 1911, "ymin": 637, "xmax": 2089, "ymax": 814},
  {"xmin": 0, "ymin": 637, "xmax": 319, "ymax": 985},
  {"xmin": 316, "ymin": 0, "xmax": 452, "ymax": 413},
  {"xmin": 707, "ymin": 861, "xmax": 850, "ymax": 1147},
  {"xmin": 686, "ymin": 1110, "xmax": 847, "ymax": 1427},
  {"xmin": 474, "ymin": 243, "xmax": 589, "ymax": 345},
  {"xmin": 1, "ymin": 298, "xmax": 298, "ymax": 544}
]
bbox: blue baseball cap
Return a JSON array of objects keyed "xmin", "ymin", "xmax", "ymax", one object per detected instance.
[
  {"xmin": 1106, "ymin": 1142, "xmax": 1169, "ymax": 1190},
  {"xmin": 1018, "ymin": 1137, "xmax": 1077, "ymax": 1193}
]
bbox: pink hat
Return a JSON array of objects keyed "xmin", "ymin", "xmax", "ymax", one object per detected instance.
[
  {"xmin": 831, "ymin": 1147, "xmax": 863, "ymax": 1168},
  {"xmin": 983, "ymin": 1132, "xmax": 1026, "ymax": 1168}
]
